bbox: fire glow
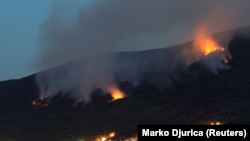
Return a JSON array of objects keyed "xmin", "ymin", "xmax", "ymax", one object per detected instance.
[
  {"xmin": 32, "ymin": 97, "xmax": 49, "ymax": 107},
  {"xmin": 95, "ymin": 132, "xmax": 115, "ymax": 141},
  {"xmin": 209, "ymin": 121, "xmax": 222, "ymax": 125},
  {"xmin": 223, "ymin": 55, "xmax": 232, "ymax": 64},
  {"xmin": 94, "ymin": 132, "xmax": 137, "ymax": 141},
  {"xmin": 194, "ymin": 26, "xmax": 225, "ymax": 56},
  {"xmin": 124, "ymin": 136, "xmax": 138, "ymax": 141},
  {"xmin": 108, "ymin": 86, "xmax": 126, "ymax": 101},
  {"xmin": 200, "ymin": 120, "xmax": 223, "ymax": 125}
]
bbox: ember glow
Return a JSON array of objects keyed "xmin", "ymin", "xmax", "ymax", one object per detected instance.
[
  {"xmin": 124, "ymin": 136, "xmax": 138, "ymax": 141},
  {"xmin": 200, "ymin": 120, "xmax": 223, "ymax": 125},
  {"xmin": 72, "ymin": 99, "xmax": 84, "ymax": 107},
  {"xmin": 31, "ymin": 97, "xmax": 49, "ymax": 107},
  {"xmin": 210, "ymin": 121, "xmax": 222, "ymax": 125},
  {"xmin": 94, "ymin": 132, "xmax": 137, "ymax": 141},
  {"xmin": 223, "ymin": 55, "xmax": 233, "ymax": 64},
  {"xmin": 108, "ymin": 86, "xmax": 126, "ymax": 101},
  {"xmin": 95, "ymin": 132, "xmax": 115, "ymax": 141},
  {"xmin": 223, "ymin": 59, "xmax": 229, "ymax": 64},
  {"xmin": 194, "ymin": 26, "xmax": 225, "ymax": 56}
]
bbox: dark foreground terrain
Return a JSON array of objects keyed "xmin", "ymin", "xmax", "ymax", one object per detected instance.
[{"xmin": 0, "ymin": 27, "xmax": 250, "ymax": 141}]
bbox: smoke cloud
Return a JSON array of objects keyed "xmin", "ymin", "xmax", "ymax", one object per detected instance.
[{"xmin": 35, "ymin": 0, "xmax": 250, "ymax": 102}]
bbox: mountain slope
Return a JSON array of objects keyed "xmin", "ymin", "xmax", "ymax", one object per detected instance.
[{"xmin": 0, "ymin": 26, "xmax": 250, "ymax": 141}]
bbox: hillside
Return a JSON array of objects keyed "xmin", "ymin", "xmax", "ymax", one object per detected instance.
[{"xmin": 0, "ymin": 26, "xmax": 250, "ymax": 141}]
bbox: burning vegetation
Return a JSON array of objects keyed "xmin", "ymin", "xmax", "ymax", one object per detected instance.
[
  {"xmin": 124, "ymin": 136, "xmax": 138, "ymax": 141},
  {"xmin": 200, "ymin": 120, "xmax": 223, "ymax": 125},
  {"xmin": 94, "ymin": 131, "xmax": 115, "ymax": 141},
  {"xmin": 72, "ymin": 99, "xmax": 84, "ymax": 107},
  {"xmin": 108, "ymin": 86, "xmax": 126, "ymax": 101},
  {"xmin": 31, "ymin": 97, "xmax": 49, "ymax": 107},
  {"xmin": 194, "ymin": 26, "xmax": 225, "ymax": 56},
  {"xmin": 223, "ymin": 55, "xmax": 233, "ymax": 64},
  {"xmin": 209, "ymin": 121, "xmax": 222, "ymax": 125},
  {"xmin": 94, "ymin": 132, "xmax": 137, "ymax": 141}
]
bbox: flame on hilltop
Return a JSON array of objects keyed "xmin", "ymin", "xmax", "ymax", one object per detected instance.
[
  {"xmin": 108, "ymin": 86, "xmax": 126, "ymax": 101},
  {"xmin": 194, "ymin": 26, "xmax": 225, "ymax": 56},
  {"xmin": 95, "ymin": 132, "xmax": 115, "ymax": 141}
]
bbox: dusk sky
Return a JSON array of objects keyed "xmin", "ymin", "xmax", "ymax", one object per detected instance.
[
  {"xmin": 1, "ymin": 0, "xmax": 250, "ymax": 81},
  {"xmin": 0, "ymin": 0, "xmax": 90, "ymax": 81},
  {"xmin": 0, "ymin": 0, "xmax": 50, "ymax": 80}
]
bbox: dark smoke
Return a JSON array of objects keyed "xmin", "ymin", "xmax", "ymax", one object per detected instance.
[{"xmin": 35, "ymin": 0, "xmax": 250, "ymax": 102}]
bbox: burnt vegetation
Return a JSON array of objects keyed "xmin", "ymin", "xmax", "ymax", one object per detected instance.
[{"xmin": 0, "ymin": 27, "xmax": 250, "ymax": 141}]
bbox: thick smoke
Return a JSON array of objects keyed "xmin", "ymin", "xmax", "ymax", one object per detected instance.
[{"xmin": 35, "ymin": 0, "xmax": 250, "ymax": 102}]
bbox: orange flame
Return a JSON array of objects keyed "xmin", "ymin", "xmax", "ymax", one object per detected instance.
[
  {"xmin": 124, "ymin": 136, "xmax": 138, "ymax": 141},
  {"xmin": 200, "ymin": 120, "xmax": 223, "ymax": 125},
  {"xmin": 223, "ymin": 55, "xmax": 232, "ymax": 64},
  {"xmin": 108, "ymin": 86, "xmax": 126, "ymax": 101},
  {"xmin": 194, "ymin": 26, "xmax": 225, "ymax": 56},
  {"xmin": 209, "ymin": 121, "xmax": 222, "ymax": 125},
  {"xmin": 32, "ymin": 97, "xmax": 49, "ymax": 107},
  {"xmin": 95, "ymin": 132, "xmax": 115, "ymax": 141}
]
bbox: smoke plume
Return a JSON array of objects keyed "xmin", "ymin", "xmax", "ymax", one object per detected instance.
[{"xmin": 35, "ymin": 0, "xmax": 250, "ymax": 102}]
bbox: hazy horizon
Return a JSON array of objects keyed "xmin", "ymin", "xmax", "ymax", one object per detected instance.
[{"xmin": 1, "ymin": 0, "xmax": 250, "ymax": 81}]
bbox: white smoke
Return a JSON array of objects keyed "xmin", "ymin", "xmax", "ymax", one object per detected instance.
[{"xmin": 34, "ymin": 0, "xmax": 249, "ymax": 102}]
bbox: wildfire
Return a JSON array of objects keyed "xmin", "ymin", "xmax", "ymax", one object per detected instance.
[
  {"xmin": 72, "ymin": 99, "xmax": 84, "ymax": 107},
  {"xmin": 108, "ymin": 86, "xmax": 126, "ymax": 101},
  {"xmin": 32, "ymin": 97, "xmax": 49, "ymax": 107},
  {"xmin": 194, "ymin": 26, "xmax": 225, "ymax": 56},
  {"xmin": 209, "ymin": 121, "xmax": 222, "ymax": 125},
  {"xmin": 124, "ymin": 136, "xmax": 138, "ymax": 141},
  {"xmin": 200, "ymin": 120, "xmax": 223, "ymax": 125},
  {"xmin": 223, "ymin": 55, "xmax": 232, "ymax": 64},
  {"xmin": 95, "ymin": 132, "xmax": 115, "ymax": 141}
]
